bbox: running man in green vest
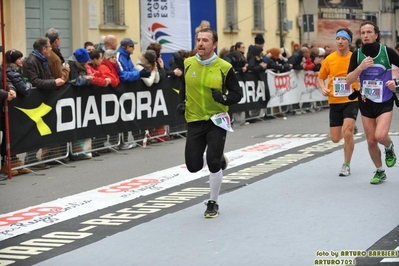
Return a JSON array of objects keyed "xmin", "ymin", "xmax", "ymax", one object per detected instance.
[
  {"xmin": 346, "ymin": 21, "xmax": 399, "ymax": 184},
  {"xmin": 177, "ymin": 28, "xmax": 242, "ymax": 218}
]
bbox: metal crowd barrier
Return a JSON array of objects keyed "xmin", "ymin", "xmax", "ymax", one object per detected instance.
[
  {"xmin": 7, "ymin": 144, "xmax": 70, "ymax": 175},
  {"xmin": 7, "ymin": 134, "xmax": 122, "ymax": 176}
]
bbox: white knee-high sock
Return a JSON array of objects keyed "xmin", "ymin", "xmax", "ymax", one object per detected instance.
[
  {"xmin": 209, "ymin": 169, "xmax": 223, "ymax": 202},
  {"xmin": 203, "ymin": 152, "xmax": 207, "ymax": 168}
]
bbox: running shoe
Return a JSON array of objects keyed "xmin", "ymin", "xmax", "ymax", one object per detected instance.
[
  {"xmin": 385, "ymin": 142, "xmax": 396, "ymax": 168},
  {"xmin": 370, "ymin": 169, "xmax": 387, "ymax": 185},
  {"xmin": 204, "ymin": 200, "xmax": 219, "ymax": 218},
  {"xmin": 221, "ymin": 154, "xmax": 228, "ymax": 170},
  {"xmin": 339, "ymin": 164, "xmax": 350, "ymax": 176}
]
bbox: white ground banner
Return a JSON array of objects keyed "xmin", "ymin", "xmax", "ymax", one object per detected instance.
[{"xmin": 0, "ymin": 137, "xmax": 324, "ymax": 241}]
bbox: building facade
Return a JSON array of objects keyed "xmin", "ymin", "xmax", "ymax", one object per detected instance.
[
  {"xmin": 1, "ymin": 0, "xmax": 398, "ymax": 65},
  {"xmin": 299, "ymin": 0, "xmax": 399, "ymax": 50}
]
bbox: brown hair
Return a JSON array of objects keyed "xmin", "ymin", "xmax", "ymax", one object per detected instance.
[
  {"xmin": 267, "ymin": 48, "xmax": 281, "ymax": 60},
  {"xmin": 310, "ymin": 47, "xmax": 319, "ymax": 58},
  {"xmin": 5, "ymin": 49, "xmax": 23, "ymax": 64},
  {"xmin": 360, "ymin": 21, "xmax": 380, "ymax": 43},
  {"xmin": 140, "ymin": 50, "xmax": 157, "ymax": 70},
  {"xmin": 147, "ymin": 42, "xmax": 162, "ymax": 58},
  {"xmin": 89, "ymin": 49, "xmax": 102, "ymax": 60}
]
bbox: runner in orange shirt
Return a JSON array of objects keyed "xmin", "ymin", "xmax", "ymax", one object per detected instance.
[{"xmin": 317, "ymin": 28, "xmax": 359, "ymax": 176}]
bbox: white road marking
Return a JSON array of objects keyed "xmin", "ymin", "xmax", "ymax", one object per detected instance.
[{"xmin": 0, "ymin": 137, "xmax": 324, "ymax": 241}]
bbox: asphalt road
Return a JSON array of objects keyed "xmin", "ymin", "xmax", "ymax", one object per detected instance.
[{"xmin": 1, "ymin": 107, "xmax": 399, "ymax": 266}]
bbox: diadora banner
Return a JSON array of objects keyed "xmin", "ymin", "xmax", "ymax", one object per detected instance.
[
  {"xmin": 8, "ymin": 73, "xmax": 269, "ymax": 154},
  {"xmin": 8, "ymin": 77, "xmax": 181, "ymax": 154}
]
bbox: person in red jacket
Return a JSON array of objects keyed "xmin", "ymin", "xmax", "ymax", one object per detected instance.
[
  {"xmin": 98, "ymin": 49, "xmax": 119, "ymax": 88},
  {"xmin": 303, "ymin": 52, "xmax": 315, "ymax": 70},
  {"xmin": 86, "ymin": 50, "xmax": 111, "ymax": 87}
]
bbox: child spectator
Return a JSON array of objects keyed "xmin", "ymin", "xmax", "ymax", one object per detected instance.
[
  {"xmin": 68, "ymin": 48, "xmax": 93, "ymax": 86},
  {"xmin": 86, "ymin": 50, "xmax": 111, "ymax": 87},
  {"xmin": 98, "ymin": 49, "xmax": 120, "ymax": 88}
]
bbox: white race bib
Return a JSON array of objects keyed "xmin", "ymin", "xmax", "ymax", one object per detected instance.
[
  {"xmin": 333, "ymin": 77, "xmax": 352, "ymax": 97},
  {"xmin": 362, "ymin": 80, "xmax": 383, "ymax": 102},
  {"xmin": 210, "ymin": 113, "xmax": 234, "ymax": 132}
]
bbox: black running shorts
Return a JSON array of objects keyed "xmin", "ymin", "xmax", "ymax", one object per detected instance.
[
  {"xmin": 359, "ymin": 96, "xmax": 394, "ymax": 119},
  {"xmin": 329, "ymin": 102, "xmax": 359, "ymax": 127}
]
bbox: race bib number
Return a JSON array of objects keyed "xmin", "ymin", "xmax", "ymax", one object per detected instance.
[
  {"xmin": 362, "ymin": 80, "xmax": 383, "ymax": 102},
  {"xmin": 210, "ymin": 113, "xmax": 234, "ymax": 132},
  {"xmin": 333, "ymin": 77, "xmax": 352, "ymax": 97}
]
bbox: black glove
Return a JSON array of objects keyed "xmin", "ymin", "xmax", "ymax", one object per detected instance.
[
  {"xmin": 140, "ymin": 69, "xmax": 151, "ymax": 78},
  {"xmin": 212, "ymin": 89, "xmax": 227, "ymax": 105},
  {"xmin": 176, "ymin": 102, "xmax": 185, "ymax": 115},
  {"xmin": 348, "ymin": 90, "xmax": 361, "ymax": 101}
]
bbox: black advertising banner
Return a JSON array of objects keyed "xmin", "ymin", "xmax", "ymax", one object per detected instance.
[
  {"xmin": 229, "ymin": 71, "xmax": 269, "ymax": 113},
  {"xmin": 9, "ymin": 79, "xmax": 179, "ymax": 153},
  {"xmin": 8, "ymin": 73, "xmax": 269, "ymax": 154}
]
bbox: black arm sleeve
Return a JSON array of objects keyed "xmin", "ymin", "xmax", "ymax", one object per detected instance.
[
  {"xmin": 158, "ymin": 67, "xmax": 167, "ymax": 83},
  {"xmin": 267, "ymin": 60, "xmax": 284, "ymax": 72},
  {"xmin": 178, "ymin": 72, "xmax": 186, "ymax": 104},
  {"xmin": 387, "ymin": 47, "xmax": 399, "ymax": 67},
  {"xmin": 224, "ymin": 68, "xmax": 243, "ymax": 106},
  {"xmin": 347, "ymin": 52, "xmax": 359, "ymax": 73}
]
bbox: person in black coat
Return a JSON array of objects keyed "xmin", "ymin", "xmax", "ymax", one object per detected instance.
[
  {"xmin": 247, "ymin": 46, "xmax": 267, "ymax": 73},
  {"xmin": 224, "ymin": 50, "xmax": 248, "ymax": 73},
  {"xmin": 1, "ymin": 49, "xmax": 27, "ymax": 177},
  {"xmin": 266, "ymin": 47, "xmax": 292, "ymax": 73},
  {"xmin": 288, "ymin": 46, "xmax": 309, "ymax": 70},
  {"xmin": 167, "ymin": 50, "xmax": 190, "ymax": 78}
]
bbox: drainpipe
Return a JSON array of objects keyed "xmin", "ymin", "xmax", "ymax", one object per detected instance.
[
  {"xmin": 392, "ymin": 0, "xmax": 396, "ymax": 46},
  {"xmin": 379, "ymin": 0, "xmax": 382, "ymax": 28},
  {"xmin": 279, "ymin": 0, "xmax": 284, "ymax": 47},
  {"xmin": 299, "ymin": 0, "xmax": 302, "ymax": 45}
]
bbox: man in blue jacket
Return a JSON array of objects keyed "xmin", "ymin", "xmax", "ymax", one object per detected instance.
[
  {"xmin": 116, "ymin": 38, "xmax": 151, "ymax": 149},
  {"xmin": 117, "ymin": 38, "xmax": 150, "ymax": 82}
]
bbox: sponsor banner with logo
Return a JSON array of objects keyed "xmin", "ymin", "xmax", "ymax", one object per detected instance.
[
  {"xmin": 7, "ymin": 74, "xmax": 269, "ymax": 154},
  {"xmin": 266, "ymin": 70, "xmax": 327, "ymax": 108},
  {"xmin": 298, "ymin": 70, "xmax": 326, "ymax": 103},
  {"xmin": 318, "ymin": 0, "xmax": 363, "ymax": 20},
  {"xmin": 7, "ymin": 70, "xmax": 328, "ymax": 154},
  {"xmin": 140, "ymin": 0, "xmax": 191, "ymax": 53},
  {"xmin": 230, "ymin": 72, "xmax": 269, "ymax": 113},
  {"xmin": 9, "ymin": 77, "xmax": 182, "ymax": 154},
  {"xmin": 266, "ymin": 70, "xmax": 299, "ymax": 107}
]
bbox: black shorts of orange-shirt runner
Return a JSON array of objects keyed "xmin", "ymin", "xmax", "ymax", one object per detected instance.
[
  {"xmin": 185, "ymin": 120, "xmax": 226, "ymax": 174},
  {"xmin": 359, "ymin": 96, "xmax": 394, "ymax": 119},
  {"xmin": 329, "ymin": 102, "xmax": 359, "ymax": 127}
]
